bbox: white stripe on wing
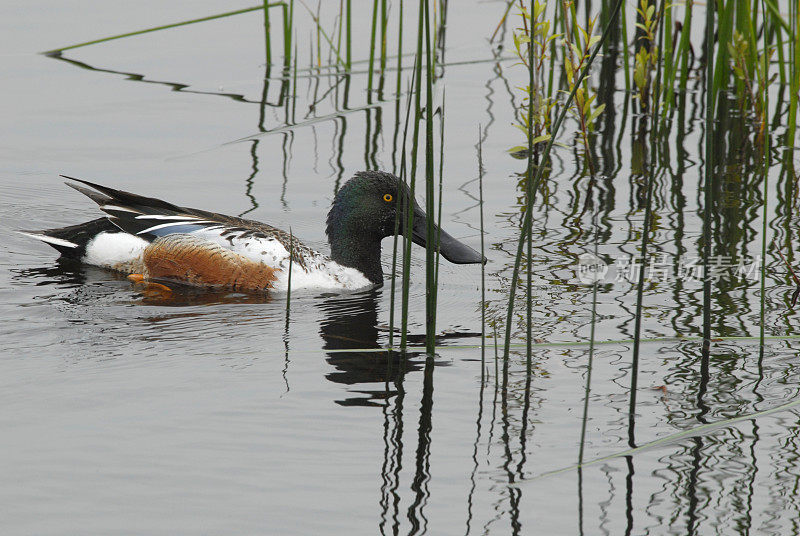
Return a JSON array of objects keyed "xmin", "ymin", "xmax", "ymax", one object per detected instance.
[
  {"xmin": 101, "ymin": 204, "xmax": 142, "ymax": 214},
  {"xmin": 136, "ymin": 221, "xmax": 214, "ymax": 235},
  {"xmin": 134, "ymin": 214, "xmax": 205, "ymax": 221}
]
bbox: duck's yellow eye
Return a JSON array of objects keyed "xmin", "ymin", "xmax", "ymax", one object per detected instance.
[{"xmin": 383, "ymin": 193, "xmax": 393, "ymax": 202}]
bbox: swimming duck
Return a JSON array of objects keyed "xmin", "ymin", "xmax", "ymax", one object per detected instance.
[{"xmin": 21, "ymin": 171, "xmax": 484, "ymax": 291}]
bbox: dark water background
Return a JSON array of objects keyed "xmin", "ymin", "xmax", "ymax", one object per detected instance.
[{"xmin": 2, "ymin": 1, "xmax": 800, "ymax": 534}]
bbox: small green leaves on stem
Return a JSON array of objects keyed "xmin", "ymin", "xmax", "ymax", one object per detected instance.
[
  {"xmin": 632, "ymin": 0, "xmax": 667, "ymax": 111},
  {"xmin": 509, "ymin": 2, "xmax": 557, "ymax": 161},
  {"xmin": 560, "ymin": 8, "xmax": 604, "ymax": 171},
  {"xmin": 728, "ymin": 30, "xmax": 776, "ymax": 143}
]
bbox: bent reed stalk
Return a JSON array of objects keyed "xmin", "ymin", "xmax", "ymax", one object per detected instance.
[{"xmin": 502, "ymin": 0, "xmax": 624, "ymax": 360}]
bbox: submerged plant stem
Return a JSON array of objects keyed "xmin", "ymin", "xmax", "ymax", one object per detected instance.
[{"xmin": 45, "ymin": 4, "xmax": 286, "ymax": 54}]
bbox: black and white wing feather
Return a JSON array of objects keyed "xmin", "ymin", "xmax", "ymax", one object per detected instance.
[{"xmin": 63, "ymin": 176, "xmax": 319, "ymax": 269}]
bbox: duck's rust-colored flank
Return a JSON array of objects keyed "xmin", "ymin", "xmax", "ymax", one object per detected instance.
[{"xmin": 142, "ymin": 235, "xmax": 279, "ymax": 291}]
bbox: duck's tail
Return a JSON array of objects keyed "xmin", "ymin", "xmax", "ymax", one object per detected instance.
[{"xmin": 19, "ymin": 218, "xmax": 118, "ymax": 259}]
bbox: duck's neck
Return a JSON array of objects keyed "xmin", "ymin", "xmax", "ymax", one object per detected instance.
[{"xmin": 327, "ymin": 228, "xmax": 384, "ymax": 285}]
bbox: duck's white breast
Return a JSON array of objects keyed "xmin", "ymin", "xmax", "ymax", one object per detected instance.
[{"xmin": 186, "ymin": 230, "xmax": 373, "ymax": 291}]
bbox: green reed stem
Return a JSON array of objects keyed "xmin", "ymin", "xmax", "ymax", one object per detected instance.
[
  {"xmin": 764, "ymin": 0, "xmax": 792, "ymax": 34},
  {"xmin": 284, "ymin": 1, "xmax": 294, "ymax": 72},
  {"xmin": 774, "ymin": 17, "xmax": 787, "ymax": 87},
  {"xmin": 286, "ymin": 229, "xmax": 293, "ymax": 318},
  {"xmin": 563, "ymin": 0, "xmax": 579, "ymax": 54},
  {"xmin": 759, "ymin": 0, "xmax": 771, "ymax": 353},
  {"xmin": 787, "ymin": 0, "xmax": 800, "ymax": 152},
  {"xmin": 44, "ymin": 3, "xmax": 286, "ymax": 54},
  {"xmin": 388, "ymin": 174, "xmax": 404, "ymax": 349},
  {"xmin": 562, "ymin": 0, "xmax": 591, "ymax": 102},
  {"xmin": 380, "ymin": 0, "xmax": 388, "ymax": 74},
  {"xmin": 433, "ymin": 0, "xmax": 439, "ymax": 62},
  {"xmin": 493, "ymin": 323, "xmax": 499, "ymax": 382},
  {"xmin": 368, "ymin": 0, "xmax": 379, "ymax": 101},
  {"xmin": 702, "ymin": 0, "xmax": 716, "ymax": 354},
  {"xmin": 391, "ymin": 78, "xmax": 417, "ymax": 350},
  {"xmin": 712, "ymin": 0, "xmax": 735, "ymax": 96},
  {"xmin": 315, "ymin": 2, "xmax": 322, "ymax": 67},
  {"xmin": 663, "ymin": 0, "xmax": 689, "ymax": 113},
  {"xmin": 401, "ymin": 50, "xmax": 423, "ymax": 350},
  {"xmin": 547, "ymin": 3, "xmax": 559, "ymax": 101},
  {"xmin": 490, "ymin": 0, "xmax": 516, "ymax": 43},
  {"xmin": 389, "ymin": 216, "xmax": 401, "ymax": 348},
  {"xmin": 677, "ymin": 0, "xmax": 694, "ymax": 94},
  {"xmin": 502, "ymin": 0, "xmax": 624, "ymax": 360},
  {"xmin": 337, "ymin": 0, "xmax": 344, "ymax": 67},
  {"xmin": 630, "ymin": 0, "xmax": 668, "ymax": 449},
  {"xmin": 300, "ymin": 0, "xmax": 342, "ymax": 69},
  {"xmin": 434, "ymin": 93, "xmax": 445, "ymax": 306},
  {"xmin": 389, "ymin": 146, "xmax": 405, "ymax": 350},
  {"xmin": 526, "ymin": 1, "xmax": 534, "ymax": 372},
  {"xmin": 264, "ymin": 1, "xmax": 273, "ymax": 66},
  {"xmin": 600, "ymin": 1, "xmax": 610, "ymax": 53},
  {"xmin": 346, "ymin": 0, "xmax": 352, "ymax": 70},
  {"xmin": 741, "ymin": 0, "xmax": 758, "ymax": 73},
  {"xmin": 396, "ymin": 0, "xmax": 404, "ymax": 97},
  {"xmin": 424, "ymin": 0, "xmax": 437, "ymax": 355},
  {"xmin": 479, "ymin": 126, "xmax": 486, "ymax": 368},
  {"xmin": 292, "ymin": 42, "xmax": 298, "ymax": 122},
  {"xmin": 620, "ymin": 0, "xmax": 631, "ymax": 93},
  {"xmin": 663, "ymin": 0, "xmax": 674, "ymax": 89}
]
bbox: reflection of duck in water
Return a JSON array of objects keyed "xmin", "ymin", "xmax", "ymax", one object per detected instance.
[
  {"xmin": 319, "ymin": 290, "xmax": 434, "ymax": 407},
  {"xmin": 20, "ymin": 171, "xmax": 483, "ymax": 292},
  {"xmin": 319, "ymin": 290, "xmax": 439, "ymax": 532}
]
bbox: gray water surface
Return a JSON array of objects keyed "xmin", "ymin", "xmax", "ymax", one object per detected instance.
[{"xmin": 2, "ymin": 1, "xmax": 800, "ymax": 535}]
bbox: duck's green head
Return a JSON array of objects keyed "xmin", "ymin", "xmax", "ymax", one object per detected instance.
[{"xmin": 326, "ymin": 171, "xmax": 485, "ymax": 284}]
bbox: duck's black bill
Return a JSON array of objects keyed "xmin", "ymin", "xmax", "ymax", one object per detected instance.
[{"xmin": 410, "ymin": 210, "xmax": 486, "ymax": 264}]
